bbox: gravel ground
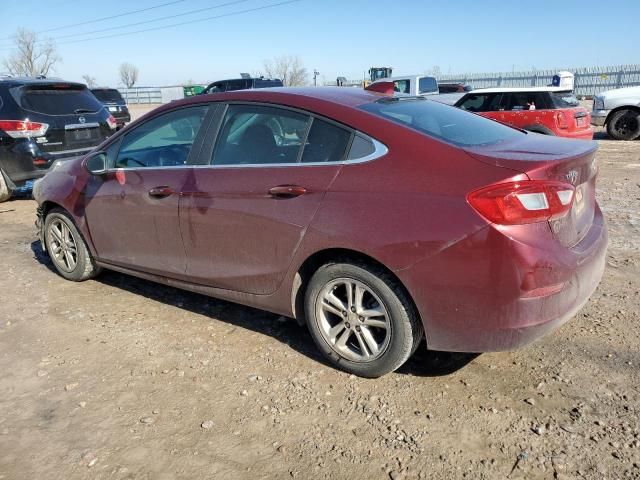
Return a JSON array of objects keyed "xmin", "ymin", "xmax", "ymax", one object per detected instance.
[{"xmin": 0, "ymin": 132, "xmax": 638, "ymax": 480}]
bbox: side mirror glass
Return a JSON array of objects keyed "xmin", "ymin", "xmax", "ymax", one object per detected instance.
[{"xmin": 85, "ymin": 152, "xmax": 107, "ymax": 175}]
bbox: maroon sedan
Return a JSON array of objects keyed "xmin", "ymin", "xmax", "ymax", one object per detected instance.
[{"xmin": 33, "ymin": 88, "xmax": 607, "ymax": 378}]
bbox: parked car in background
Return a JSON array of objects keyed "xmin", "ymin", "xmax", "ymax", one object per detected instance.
[
  {"xmin": 91, "ymin": 88, "xmax": 131, "ymax": 129},
  {"xmin": 201, "ymin": 77, "xmax": 283, "ymax": 94},
  {"xmin": 370, "ymin": 75, "xmax": 438, "ymax": 97},
  {"xmin": 591, "ymin": 86, "xmax": 640, "ymax": 140},
  {"xmin": 0, "ymin": 77, "xmax": 116, "ymax": 202},
  {"xmin": 438, "ymin": 82, "xmax": 473, "ymax": 93},
  {"xmin": 34, "ymin": 88, "xmax": 606, "ymax": 378},
  {"xmin": 455, "ymin": 87, "xmax": 593, "ymax": 139}
]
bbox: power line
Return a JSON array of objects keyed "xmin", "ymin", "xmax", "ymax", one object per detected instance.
[
  {"xmin": 1, "ymin": 0, "xmax": 187, "ymax": 40},
  {"xmin": 2, "ymin": 0, "xmax": 253, "ymax": 47},
  {"xmin": 53, "ymin": 0, "xmax": 303, "ymax": 47}
]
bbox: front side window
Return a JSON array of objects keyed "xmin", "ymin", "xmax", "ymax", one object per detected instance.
[
  {"xmin": 211, "ymin": 104, "xmax": 310, "ymax": 165},
  {"xmin": 362, "ymin": 97, "xmax": 524, "ymax": 147},
  {"xmin": 393, "ymin": 80, "xmax": 411, "ymax": 94},
  {"xmin": 114, "ymin": 105, "xmax": 208, "ymax": 168},
  {"xmin": 225, "ymin": 80, "xmax": 248, "ymax": 92},
  {"xmin": 457, "ymin": 93, "xmax": 502, "ymax": 112}
]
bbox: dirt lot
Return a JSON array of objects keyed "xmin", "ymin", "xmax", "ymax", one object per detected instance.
[{"xmin": 0, "ymin": 132, "xmax": 638, "ymax": 480}]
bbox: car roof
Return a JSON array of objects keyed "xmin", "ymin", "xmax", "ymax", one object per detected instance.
[
  {"xmin": 0, "ymin": 77, "xmax": 85, "ymax": 88},
  {"xmin": 467, "ymin": 86, "xmax": 572, "ymax": 94},
  {"xmin": 193, "ymin": 87, "xmax": 386, "ymax": 108}
]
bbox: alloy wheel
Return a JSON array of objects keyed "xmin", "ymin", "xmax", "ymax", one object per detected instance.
[
  {"xmin": 47, "ymin": 219, "xmax": 78, "ymax": 273},
  {"xmin": 315, "ymin": 278, "xmax": 391, "ymax": 362}
]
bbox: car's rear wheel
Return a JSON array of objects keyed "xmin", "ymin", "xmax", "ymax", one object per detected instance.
[
  {"xmin": 0, "ymin": 171, "xmax": 12, "ymax": 203},
  {"xmin": 305, "ymin": 262, "xmax": 423, "ymax": 378},
  {"xmin": 607, "ymin": 109, "xmax": 640, "ymax": 140},
  {"xmin": 44, "ymin": 209, "xmax": 102, "ymax": 281}
]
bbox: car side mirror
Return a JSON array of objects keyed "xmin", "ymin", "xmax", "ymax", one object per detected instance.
[{"xmin": 85, "ymin": 152, "xmax": 107, "ymax": 176}]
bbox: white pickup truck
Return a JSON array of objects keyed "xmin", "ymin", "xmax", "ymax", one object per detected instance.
[{"xmin": 591, "ymin": 86, "xmax": 640, "ymax": 140}]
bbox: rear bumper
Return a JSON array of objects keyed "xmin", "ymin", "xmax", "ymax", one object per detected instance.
[
  {"xmin": 591, "ymin": 110, "xmax": 609, "ymax": 127},
  {"xmin": 399, "ymin": 205, "xmax": 608, "ymax": 352},
  {"xmin": 560, "ymin": 128, "xmax": 594, "ymax": 140}
]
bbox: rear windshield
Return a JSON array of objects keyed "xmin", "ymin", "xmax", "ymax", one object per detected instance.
[
  {"xmin": 91, "ymin": 89, "xmax": 124, "ymax": 103},
  {"xmin": 14, "ymin": 84, "xmax": 104, "ymax": 115},
  {"xmin": 550, "ymin": 91, "xmax": 580, "ymax": 108},
  {"xmin": 361, "ymin": 97, "xmax": 524, "ymax": 147},
  {"xmin": 418, "ymin": 76, "xmax": 438, "ymax": 94},
  {"xmin": 253, "ymin": 79, "xmax": 283, "ymax": 88}
]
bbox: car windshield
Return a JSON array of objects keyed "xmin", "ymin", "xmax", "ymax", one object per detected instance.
[
  {"xmin": 91, "ymin": 89, "xmax": 124, "ymax": 103},
  {"xmin": 361, "ymin": 97, "xmax": 524, "ymax": 146},
  {"xmin": 550, "ymin": 91, "xmax": 580, "ymax": 108},
  {"xmin": 14, "ymin": 84, "xmax": 103, "ymax": 115}
]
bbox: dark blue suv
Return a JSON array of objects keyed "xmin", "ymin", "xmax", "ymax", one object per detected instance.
[{"xmin": 0, "ymin": 77, "xmax": 116, "ymax": 202}]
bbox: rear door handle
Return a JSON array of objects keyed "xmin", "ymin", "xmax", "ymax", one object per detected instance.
[
  {"xmin": 148, "ymin": 186, "xmax": 174, "ymax": 198},
  {"xmin": 268, "ymin": 185, "xmax": 307, "ymax": 198}
]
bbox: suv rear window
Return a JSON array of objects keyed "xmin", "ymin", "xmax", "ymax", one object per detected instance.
[
  {"xmin": 14, "ymin": 84, "xmax": 103, "ymax": 115},
  {"xmin": 550, "ymin": 91, "xmax": 580, "ymax": 108},
  {"xmin": 361, "ymin": 97, "xmax": 523, "ymax": 147},
  {"xmin": 253, "ymin": 79, "xmax": 283, "ymax": 88},
  {"xmin": 91, "ymin": 89, "xmax": 124, "ymax": 103}
]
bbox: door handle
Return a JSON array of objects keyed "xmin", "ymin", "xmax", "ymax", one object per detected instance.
[
  {"xmin": 268, "ymin": 185, "xmax": 307, "ymax": 198},
  {"xmin": 148, "ymin": 186, "xmax": 174, "ymax": 198}
]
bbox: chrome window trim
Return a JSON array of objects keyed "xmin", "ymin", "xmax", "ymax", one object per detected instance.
[
  {"xmin": 106, "ymin": 137, "xmax": 388, "ymax": 172},
  {"xmin": 65, "ymin": 122, "xmax": 100, "ymax": 130}
]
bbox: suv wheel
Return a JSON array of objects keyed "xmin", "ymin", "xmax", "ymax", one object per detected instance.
[
  {"xmin": 607, "ymin": 109, "xmax": 640, "ymax": 140},
  {"xmin": 305, "ymin": 262, "xmax": 423, "ymax": 378},
  {"xmin": 0, "ymin": 171, "xmax": 12, "ymax": 203},
  {"xmin": 44, "ymin": 208, "xmax": 102, "ymax": 281}
]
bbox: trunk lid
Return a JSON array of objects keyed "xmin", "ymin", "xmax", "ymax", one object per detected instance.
[{"xmin": 465, "ymin": 134, "xmax": 598, "ymax": 247}]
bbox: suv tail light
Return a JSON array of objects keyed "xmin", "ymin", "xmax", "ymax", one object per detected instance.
[
  {"xmin": 555, "ymin": 112, "xmax": 569, "ymax": 129},
  {"xmin": 467, "ymin": 180, "xmax": 575, "ymax": 225},
  {"xmin": 107, "ymin": 115, "xmax": 117, "ymax": 130},
  {"xmin": 0, "ymin": 120, "xmax": 49, "ymax": 138}
]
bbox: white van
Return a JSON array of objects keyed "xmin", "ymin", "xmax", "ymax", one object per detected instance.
[{"xmin": 370, "ymin": 75, "xmax": 439, "ymax": 96}]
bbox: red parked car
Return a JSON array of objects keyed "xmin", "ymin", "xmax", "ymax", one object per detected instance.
[
  {"xmin": 33, "ymin": 88, "xmax": 607, "ymax": 378},
  {"xmin": 455, "ymin": 87, "xmax": 594, "ymax": 140}
]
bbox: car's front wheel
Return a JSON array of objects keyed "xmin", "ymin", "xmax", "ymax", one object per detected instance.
[
  {"xmin": 0, "ymin": 171, "xmax": 12, "ymax": 203},
  {"xmin": 305, "ymin": 262, "xmax": 423, "ymax": 378},
  {"xmin": 44, "ymin": 209, "xmax": 102, "ymax": 281},
  {"xmin": 607, "ymin": 109, "xmax": 640, "ymax": 140}
]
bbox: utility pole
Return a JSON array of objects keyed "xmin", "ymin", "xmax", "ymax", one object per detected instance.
[{"xmin": 313, "ymin": 69, "xmax": 319, "ymax": 86}]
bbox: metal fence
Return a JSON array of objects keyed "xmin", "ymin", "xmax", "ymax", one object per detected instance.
[
  {"xmin": 439, "ymin": 65, "xmax": 640, "ymax": 97},
  {"xmin": 118, "ymin": 86, "xmax": 186, "ymax": 104}
]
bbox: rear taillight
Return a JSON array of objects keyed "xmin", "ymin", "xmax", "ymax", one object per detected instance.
[
  {"xmin": 107, "ymin": 115, "xmax": 117, "ymax": 130},
  {"xmin": 467, "ymin": 180, "xmax": 575, "ymax": 225},
  {"xmin": 0, "ymin": 120, "xmax": 49, "ymax": 138},
  {"xmin": 555, "ymin": 112, "xmax": 569, "ymax": 129}
]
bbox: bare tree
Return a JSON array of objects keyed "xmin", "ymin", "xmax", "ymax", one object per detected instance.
[
  {"xmin": 119, "ymin": 63, "xmax": 139, "ymax": 88},
  {"xmin": 82, "ymin": 74, "xmax": 97, "ymax": 88},
  {"xmin": 263, "ymin": 55, "xmax": 308, "ymax": 86},
  {"xmin": 2, "ymin": 29, "xmax": 60, "ymax": 77}
]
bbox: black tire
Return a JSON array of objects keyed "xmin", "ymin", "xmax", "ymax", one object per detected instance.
[
  {"xmin": 43, "ymin": 208, "xmax": 102, "ymax": 281},
  {"xmin": 0, "ymin": 170, "xmax": 12, "ymax": 203},
  {"xmin": 606, "ymin": 109, "xmax": 640, "ymax": 140},
  {"xmin": 304, "ymin": 261, "xmax": 423, "ymax": 378}
]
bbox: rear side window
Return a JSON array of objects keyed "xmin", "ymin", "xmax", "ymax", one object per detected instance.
[
  {"xmin": 225, "ymin": 80, "xmax": 248, "ymax": 91},
  {"xmin": 347, "ymin": 135, "xmax": 376, "ymax": 159},
  {"xmin": 361, "ymin": 97, "xmax": 524, "ymax": 147},
  {"xmin": 503, "ymin": 92, "xmax": 550, "ymax": 110},
  {"xmin": 301, "ymin": 119, "xmax": 351, "ymax": 163},
  {"xmin": 14, "ymin": 85, "xmax": 104, "ymax": 115},
  {"xmin": 551, "ymin": 92, "xmax": 580, "ymax": 108},
  {"xmin": 253, "ymin": 79, "xmax": 283, "ymax": 88},
  {"xmin": 418, "ymin": 77, "xmax": 438, "ymax": 94},
  {"xmin": 91, "ymin": 89, "xmax": 124, "ymax": 103}
]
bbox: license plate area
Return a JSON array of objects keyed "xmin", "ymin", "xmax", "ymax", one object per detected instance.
[{"xmin": 64, "ymin": 122, "xmax": 100, "ymax": 145}]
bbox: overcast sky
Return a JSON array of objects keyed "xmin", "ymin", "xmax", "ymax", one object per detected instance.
[{"xmin": 1, "ymin": 0, "xmax": 637, "ymax": 87}]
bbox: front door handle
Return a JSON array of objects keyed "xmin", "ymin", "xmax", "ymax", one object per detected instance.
[
  {"xmin": 148, "ymin": 186, "xmax": 174, "ymax": 198},
  {"xmin": 268, "ymin": 185, "xmax": 307, "ymax": 198}
]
